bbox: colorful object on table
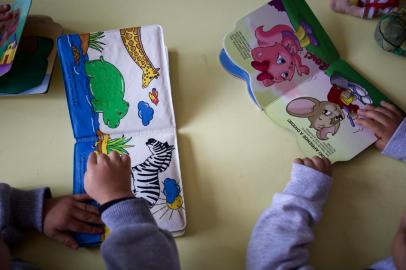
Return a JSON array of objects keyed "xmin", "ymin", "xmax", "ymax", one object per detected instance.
[
  {"xmin": 0, "ymin": 15, "xmax": 62, "ymax": 96},
  {"xmin": 220, "ymin": 0, "xmax": 395, "ymax": 162},
  {"xmin": 0, "ymin": 0, "xmax": 31, "ymax": 77},
  {"xmin": 57, "ymin": 24, "xmax": 185, "ymax": 246},
  {"xmin": 330, "ymin": 0, "xmax": 399, "ymax": 19},
  {"xmin": 375, "ymin": 5, "xmax": 406, "ymax": 56}
]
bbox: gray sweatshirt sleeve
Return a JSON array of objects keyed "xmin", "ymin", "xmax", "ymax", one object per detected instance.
[
  {"xmin": 0, "ymin": 183, "xmax": 49, "ymax": 246},
  {"xmin": 382, "ymin": 118, "xmax": 406, "ymax": 162},
  {"xmin": 367, "ymin": 118, "xmax": 406, "ymax": 270},
  {"xmin": 101, "ymin": 198, "xmax": 180, "ymax": 270},
  {"xmin": 246, "ymin": 163, "xmax": 332, "ymax": 270}
]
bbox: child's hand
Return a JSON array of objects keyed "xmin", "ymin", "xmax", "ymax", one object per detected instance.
[
  {"xmin": 84, "ymin": 151, "xmax": 133, "ymax": 205},
  {"xmin": 43, "ymin": 194, "xmax": 103, "ymax": 250},
  {"xmin": 355, "ymin": 101, "xmax": 404, "ymax": 151},
  {"xmin": 392, "ymin": 211, "xmax": 406, "ymax": 270},
  {"xmin": 293, "ymin": 156, "xmax": 332, "ymax": 176}
]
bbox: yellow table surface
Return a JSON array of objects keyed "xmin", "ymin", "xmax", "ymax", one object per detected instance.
[{"xmin": 1, "ymin": 0, "xmax": 406, "ymax": 269}]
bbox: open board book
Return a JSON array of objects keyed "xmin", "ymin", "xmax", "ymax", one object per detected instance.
[
  {"xmin": 220, "ymin": 0, "xmax": 392, "ymax": 163},
  {"xmin": 57, "ymin": 25, "xmax": 186, "ymax": 246}
]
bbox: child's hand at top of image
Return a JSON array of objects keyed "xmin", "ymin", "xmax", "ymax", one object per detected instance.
[
  {"xmin": 293, "ymin": 156, "xmax": 332, "ymax": 177},
  {"xmin": 355, "ymin": 101, "xmax": 404, "ymax": 151},
  {"xmin": 43, "ymin": 194, "xmax": 104, "ymax": 250},
  {"xmin": 84, "ymin": 151, "xmax": 133, "ymax": 205}
]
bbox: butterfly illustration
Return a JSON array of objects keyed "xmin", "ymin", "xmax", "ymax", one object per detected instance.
[{"xmin": 149, "ymin": 88, "xmax": 159, "ymax": 105}]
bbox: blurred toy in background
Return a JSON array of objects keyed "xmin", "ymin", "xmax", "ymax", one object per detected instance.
[
  {"xmin": 375, "ymin": 5, "xmax": 406, "ymax": 56},
  {"xmin": 330, "ymin": 0, "xmax": 399, "ymax": 19}
]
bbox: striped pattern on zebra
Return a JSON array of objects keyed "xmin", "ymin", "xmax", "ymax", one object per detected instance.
[{"xmin": 131, "ymin": 138, "xmax": 175, "ymax": 207}]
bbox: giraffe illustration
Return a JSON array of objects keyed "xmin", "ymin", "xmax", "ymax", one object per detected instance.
[{"xmin": 120, "ymin": 27, "xmax": 160, "ymax": 88}]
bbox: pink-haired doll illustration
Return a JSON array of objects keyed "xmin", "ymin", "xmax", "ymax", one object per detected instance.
[{"xmin": 251, "ymin": 24, "xmax": 310, "ymax": 87}]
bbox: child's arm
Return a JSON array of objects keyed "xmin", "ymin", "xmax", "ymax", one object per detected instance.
[
  {"xmin": 0, "ymin": 183, "xmax": 103, "ymax": 250},
  {"xmin": 0, "ymin": 183, "xmax": 50, "ymax": 245},
  {"xmin": 355, "ymin": 101, "xmax": 406, "ymax": 162},
  {"xmin": 246, "ymin": 157, "xmax": 332, "ymax": 270},
  {"xmin": 85, "ymin": 152, "xmax": 180, "ymax": 270}
]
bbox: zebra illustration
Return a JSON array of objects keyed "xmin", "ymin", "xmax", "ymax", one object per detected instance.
[{"xmin": 131, "ymin": 138, "xmax": 175, "ymax": 207}]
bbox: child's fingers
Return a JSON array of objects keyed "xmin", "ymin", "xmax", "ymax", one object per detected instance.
[
  {"xmin": 381, "ymin": 101, "xmax": 403, "ymax": 118},
  {"xmin": 355, "ymin": 118, "xmax": 385, "ymax": 137},
  {"xmin": 322, "ymin": 157, "xmax": 331, "ymax": 167},
  {"xmin": 108, "ymin": 150, "xmax": 120, "ymax": 161},
  {"xmin": 71, "ymin": 208, "xmax": 102, "ymax": 225},
  {"xmin": 358, "ymin": 109, "xmax": 390, "ymax": 126},
  {"xmin": 293, "ymin": 158, "xmax": 304, "ymax": 165},
  {"xmin": 51, "ymin": 231, "xmax": 79, "ymax": 250},
  {"xmin": 374, "ymin": 107, "xmax": 395, "ymax": 119},
  {"xmin": 121, "ymin": 154, "xmax": 131, "ymax": 165},
  {"xmin": 67, "ymin": 219, "xmax": 104, "ymax": 234},
  {"xmin": 72, "ymin": 193, "xmax": 92, "ymax": 202},
  {"xmin": 303, "ymin": 158, "xmax": 314, "ymax": 169},
  {"xmin": 74, "ymin": 201, "xmax": 99, "ymax": 215},
  {"xmin": 321, "ymin": 157, "xmax": 331, "ymax": 171},
  {"xmin": 364, "ymin": 104, "xmax": 376, "ymax": 111},
  {"xmin": 97, "ymin": 153, "xmax": 109, "ymax": 164},
  {"xmin": 311, "ymin": 156, "xmax": 324, "ymax": 171},
  {"xmin": 87, "ymin": 152, "xmax": 97, "ymax": 166}
]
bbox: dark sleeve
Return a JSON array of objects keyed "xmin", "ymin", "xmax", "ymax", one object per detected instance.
[
  {"xmin": 382, "ymin": 118, "xmax": 406, "ymax": 162},
  {"xmin": 100, "ymin": 198, "xmax": 180, "ymax": 270},
  {"xmin": 0, "ymin": 183, "xmax": 50, "ymax": 246}
]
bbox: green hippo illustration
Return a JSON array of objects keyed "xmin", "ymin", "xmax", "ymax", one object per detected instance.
[{"xmin": 85, "ymin": 56, "xmax": 129, "ymax": 128}]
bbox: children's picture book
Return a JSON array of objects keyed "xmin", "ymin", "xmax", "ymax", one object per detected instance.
[
  {"xmin": 0, "ymin": 15, "xmax": 62, "ymax": 96},
  {"xmin": 0, "ymin": 0, "xmax": 31, "ymax": 77},
  {"xmin": 57, "ymin": 25, "xmax": 186, "ymax": 246},
  {"xmin": 220, "ymin": 0, "xmax": 392, "ymax": 163}
]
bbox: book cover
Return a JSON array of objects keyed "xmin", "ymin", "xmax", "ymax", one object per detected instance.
[
  {"xmin": 220, "ymin": 0, "xmax": 391, "ymax": 162},
  {"xmin": 57, "ymin": 25, "xmax": 186, "ymax": 246}
]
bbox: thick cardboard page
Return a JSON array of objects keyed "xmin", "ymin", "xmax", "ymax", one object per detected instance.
[
  {"xmin": 220, "ymin": 0, "xmax": 392, "ymax": 162},
  {"xmin": 222, "ymin": 0, "xmax": 340, "ymax": 109}
]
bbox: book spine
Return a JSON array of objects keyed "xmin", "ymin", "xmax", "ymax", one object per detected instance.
[{"xmin": 57, "ymin": 36, "xmax": 81, "ymax": 140}]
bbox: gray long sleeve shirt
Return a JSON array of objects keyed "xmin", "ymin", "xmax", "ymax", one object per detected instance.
[
  {"xmin": 247, "ymin": 118, "xmax": 406, "ymax": 270},
  {"xmin": 0, "ymin": 186, "xmax": 181, "ymax": 270}
]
